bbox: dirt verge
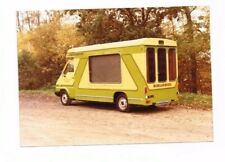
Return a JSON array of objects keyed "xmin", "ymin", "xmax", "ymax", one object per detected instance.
[{"xmin": 19, "ymin": 93, "xmax": 213, "ymax": 146}]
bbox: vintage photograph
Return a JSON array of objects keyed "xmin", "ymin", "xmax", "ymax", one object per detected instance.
[{"xmin": 17, "ymin": 6, "xmax": 213, "ymax": 146}]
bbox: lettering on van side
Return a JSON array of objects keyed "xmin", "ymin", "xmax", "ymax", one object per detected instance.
[{"xmin": 153, "ymin": 83, "xmax": 172, "ymax": 88}]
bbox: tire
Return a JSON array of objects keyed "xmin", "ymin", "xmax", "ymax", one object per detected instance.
[
  {"xmin": 60, "ymin": 91, "xmax": 71, "ymax": 106},
  {"xmin": 115, "ymin": 94, "xmax": 130, "ymax": 112},
  {"xmin": 149, "ymin": 104, "xmax": 157, "ymax": 109}
]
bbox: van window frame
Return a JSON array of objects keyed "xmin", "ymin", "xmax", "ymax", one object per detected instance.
[{"xmin": 146, "ymin": 46, "xmax": 177, "ymax": 84}]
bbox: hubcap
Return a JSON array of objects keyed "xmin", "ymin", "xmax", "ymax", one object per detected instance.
[
  {"xmin": 118, "ymin": 97, "xmax": 128, "ymax": 110},
  {"xmin": 61, "ymin": 93, "xmax": 68, "ymax": 104}
]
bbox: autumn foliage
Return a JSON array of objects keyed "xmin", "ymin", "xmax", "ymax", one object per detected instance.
[{"xmin": 17, "ymin": 7, "xmax": 211, "ymax": 94}]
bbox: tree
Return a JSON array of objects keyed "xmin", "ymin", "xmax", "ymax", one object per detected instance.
[
  {"xmin": 71, "ymin": 7, "xmax": 178, "ymax": 44},
  {"xmin": 17, "ymin": 7, "xmax": 211, "ymax": 94},
  {"xmin": 177, "ymin": 6, "xmax": 210, "ymax": 93},
  {"xmin": 18, "ymin": 22, "xmax": 85, "ymax": 87}
]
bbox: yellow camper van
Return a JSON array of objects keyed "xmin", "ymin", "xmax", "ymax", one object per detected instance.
[{"xmin": 55, "ymin": 38, "xmax": 178, "ymax": 112}]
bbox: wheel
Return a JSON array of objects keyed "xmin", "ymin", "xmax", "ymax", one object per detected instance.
[
  {"xmin": 115, "ymin": 94, "xmax": 130, "ymax": 112},
  {"xmin": 60, "ymin": 91, "xmax": 71, "ymax": 105}
]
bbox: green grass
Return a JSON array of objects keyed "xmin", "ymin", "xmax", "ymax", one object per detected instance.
[
  {"xmin": 19, "ymin": 86, "xmax": 55, "ymax": 96},
  {"xmin": 178, "ymin": 92, "xmax": 212, "ymax": 109}
]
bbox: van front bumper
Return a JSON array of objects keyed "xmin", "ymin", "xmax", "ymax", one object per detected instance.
[{"xmin": 54, "ymin": 87, "xmax": 61, "ymax": 96}]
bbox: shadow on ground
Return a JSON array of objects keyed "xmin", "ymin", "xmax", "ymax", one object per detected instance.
[{"xmin": 69, "ymin": 101, "xmax": 173, "ymax": 114}]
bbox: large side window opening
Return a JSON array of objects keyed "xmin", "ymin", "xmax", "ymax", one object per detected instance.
[
  {"xmin": 147, "ymin": 48, "xmax": 156, "ymax": 83},
  {"xmin": 168, "ymin": 48, "xmax": 177, "ymax": 81},
  {"xmin": 89, "ymin": 54, "xmax": 121, "ymax": 83},
  {"xmin": 157, "ymin": 48, "xmax": 167, "ymax": 82}
]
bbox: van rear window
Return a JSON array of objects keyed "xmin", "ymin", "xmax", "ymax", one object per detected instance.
[
  {"xmin": 89, "ymin": 54, "xmax": 121, "ymax": 83},
  {"xmin": 147, "ymin": 48, "xmax": 156, "ymax": 83},
  {"xmin": 157, "ymin": 48, "xmax": 167, "ymax": 82}
]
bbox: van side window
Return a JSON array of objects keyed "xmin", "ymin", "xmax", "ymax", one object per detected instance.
[
  {"xmin": 157, "ymin": 48, "xmax": 167, "ymax": 82},
  {"xmin": 89, "ymin": 54, "xmax": 121, "ymax": 83},
  {"xmin": 63, "ymin": 62, "xmax": 74, "ymax": 74},
  {"xmin": 147, "ymin": 48, "xmax": 156, "ymax": 83}
]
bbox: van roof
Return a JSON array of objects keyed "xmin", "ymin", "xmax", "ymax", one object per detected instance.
[{"xmin": 67, "ymin": 38, "xmax": 177, "ymax": 55}]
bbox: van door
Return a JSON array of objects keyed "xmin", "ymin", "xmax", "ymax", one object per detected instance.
[{"xmin": 61, "ymin": 59, "xmax": 79, "ymax": 86}]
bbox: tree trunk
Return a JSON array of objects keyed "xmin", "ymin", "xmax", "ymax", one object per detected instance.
[
  {"xmin": 190, "ymin": 53, "xmax": 198, "ymax": 93},
  {"xmin": 184, "ymin": 7, "xmax": 198, "ymax": 93},
  {"xmin": 26, "ymin": 11, "xmax": 31, "ymax": 31},
  {"xmin": 36, "ymin": 11, "xmax": 40, "ymax": 26},
  {"xmin": 16, "ymin": 11, "xmax": 21, "ymax": 32}
]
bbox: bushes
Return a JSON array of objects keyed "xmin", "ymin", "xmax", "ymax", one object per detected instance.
[
  {"xmin": 18, "ymin": 50, "xmax": 41, "ymax": 89},
  {"xmin": 17, "ymin": 22, "xmax": 85, "ymax": 89}
]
